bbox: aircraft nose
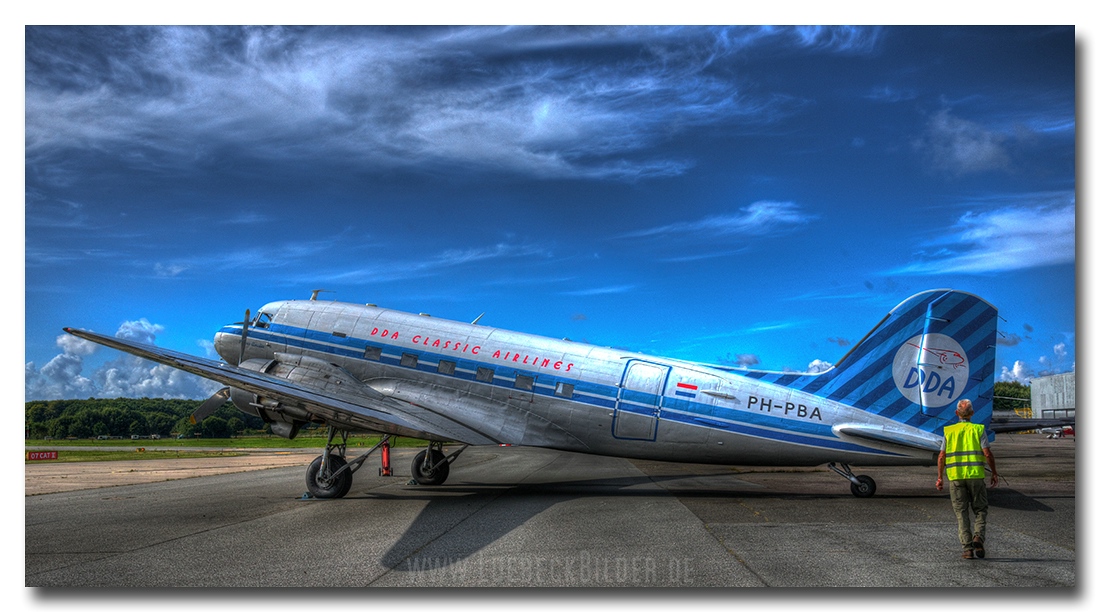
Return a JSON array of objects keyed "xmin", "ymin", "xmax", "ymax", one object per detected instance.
[{"xmin": 214, "ymin": 329, "xmax": 240, "ymax": 365}]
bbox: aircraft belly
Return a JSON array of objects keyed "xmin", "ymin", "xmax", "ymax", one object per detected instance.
[{"xmin": 569, "ymin": 417, "xmax": 933, "ymax": 467}]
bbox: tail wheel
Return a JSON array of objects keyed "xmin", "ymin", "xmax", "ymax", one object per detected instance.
[
  {"xmin": 850, "ymin": 475, "xmax": 877, "ymax": 498},
  {"xmin": 412, "ymin": 449, "xmax": 450, "ymax": 485},
  {"xmin": 306, "ymin": 455, "xmax": 351, "ymax": 499}
]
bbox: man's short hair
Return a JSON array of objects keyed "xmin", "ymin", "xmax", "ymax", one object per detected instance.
[{"xmin": 957, "ymin": 398, "xmax": 974, "ymax": 417}]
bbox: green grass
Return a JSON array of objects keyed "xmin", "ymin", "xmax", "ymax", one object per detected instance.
[
  {"xmin": 25, "ymin": 434, "xmax": 433, "ymax": 464},
  {"xmin": 26, "ymin": 449, "xmax": 249, "ymax": 463},
  {"xmin": 27, "ymin": 434, "xmax": 431, "ymax": 450}
]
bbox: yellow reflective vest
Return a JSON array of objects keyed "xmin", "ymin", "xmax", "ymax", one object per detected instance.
[{"xmin": 943, "ymin": 421, "xmax": 987, "ymax": 480}]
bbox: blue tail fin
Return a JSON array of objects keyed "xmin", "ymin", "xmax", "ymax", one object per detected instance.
[{"xmin": 742, "ymin": 289, "xmax": 998, "ymax": 435}]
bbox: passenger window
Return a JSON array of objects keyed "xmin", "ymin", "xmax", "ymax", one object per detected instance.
[
  {"xmin": 476, "ymin": 367, "xmax": 495, "ymax": 383},
  {"xmin": 555, "ymin": 382, "xmax": 574, "ymax": 399},
  {"xmin": 364, "ymin": 346, "xmax": 382, "ymax": 361},
  {"xmin": 515, "ymin": 375, "xmax": 534, "ymax": 391},
  {"xmin": 438, "ymin": 360, "xmax": 456, "ymax": 375},
  {"xmin": 401, "ymin": 353, "xmax": 418, "ymax": 368}
]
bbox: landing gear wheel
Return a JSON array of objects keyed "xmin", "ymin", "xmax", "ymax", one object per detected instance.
[
  {"xmin": 306, "ymin": 455, "xmax": 351, "ymax": 499},
  {"xmin": 850, "ymin": 475, "xmax": 876, "ymax": 498},
  {"xmin": 412, "ymin": 449, "xmax": 450, "ymax": 485}
]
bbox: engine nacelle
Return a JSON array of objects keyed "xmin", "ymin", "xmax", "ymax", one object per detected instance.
[
  {"xmin": 227, "ymin": 355, "xmax": 367, "ymax": 439},
  {"xmin": 228, "ymin": 358, "xmax": 310, "ymax": 439}
]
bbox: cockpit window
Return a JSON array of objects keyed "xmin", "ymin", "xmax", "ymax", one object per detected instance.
[{"xmin": 254, "ymin": 311, "xmax": 274, "ymax": 329}]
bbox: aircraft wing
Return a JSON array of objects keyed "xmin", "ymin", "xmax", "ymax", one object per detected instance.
[
  {"xmin": 62, "ymin": 327, "xmax": 500, "ymax": 445},
  {"xmin": 989, "ymin": 417, "xmax": 1076, "ymax": 434}
]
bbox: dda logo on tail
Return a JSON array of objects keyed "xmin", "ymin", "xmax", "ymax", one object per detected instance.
[{"xmin": 891, "ymin": 333, "xmax": 969, "ymax": 408}]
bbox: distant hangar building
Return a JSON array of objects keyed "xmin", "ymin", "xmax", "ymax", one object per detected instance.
[{"xmin": 1031, "ymin": 372, "xmax": 1075, "ymax": 420}]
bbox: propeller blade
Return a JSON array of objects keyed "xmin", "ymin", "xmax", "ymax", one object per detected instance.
[
  {"xmin": 190, "ymin": 387, "xmax": 231, "ymax": 425},
  {"xmin": 238, "ymin": 308, "xmax": 250, "ymax": 365}
]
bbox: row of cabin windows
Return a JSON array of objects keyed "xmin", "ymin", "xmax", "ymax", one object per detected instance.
[{"xmin": 361, "ymin": 346, "xmax": 573, "ymax": 398}]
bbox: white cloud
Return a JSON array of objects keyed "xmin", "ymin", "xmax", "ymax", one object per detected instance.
[
  {"xmin": 999, "ymin": 360, "xmax": 1033, "ymax": 384},
  {"xmin": 714, "ymin": 352, "xmax": 763, "ymax": 368},
  {"xmin": 56, "ymin": 333, "xmax": 97, "ymax": 357},
  {"xmin": 197, "ymin": 339, "xmax": 219, "ymax": 359},
  {"xmin": 894, "ymin": 194, "xmax": 1074, "ymax": 275},
  {"xmin": 997, "ymin": 348, "xmax": 1075, "ymax": 386},
  {"xmin": 621, "ymin": 201, "xmax": 817, "ymax": 239},
  {"xmin": 305, "ymin": 241, "xmax": 552, "ymax": 285},
  {"xmin": 94, "ymin": 356, "xmax": 221, "ymax": 399},
  {"xmin": 115, "ymin": 319, "xmax": 164, "ymax": 344},
  {"xmin": 560, "ymin": 284, "xmax": 637, "ymax": 297},
  {"xmin": 806, "ymin": 359, "xmax": 833, "ymax": 373},
  {"xmin": 25, "ymin": 320, "xmax": 221, "ymax": 401}
]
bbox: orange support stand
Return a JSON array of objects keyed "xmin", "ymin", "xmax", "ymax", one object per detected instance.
[{"xmin": 379, "ymin": 438, "xmax": 392, "ymax": 476}]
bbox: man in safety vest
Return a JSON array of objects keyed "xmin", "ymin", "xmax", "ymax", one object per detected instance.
[{"xmin": 936, "ymin": 398, "xmax": 999, "ymax": 559}]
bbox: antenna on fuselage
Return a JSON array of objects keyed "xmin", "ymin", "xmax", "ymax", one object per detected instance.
[
  {"xmin": 471, "ymin": 312, "xmax": 486, "ymax": 325},
  {"xmin": 310, "ymin": 289, "xmax": 333, "ymax": 301}
]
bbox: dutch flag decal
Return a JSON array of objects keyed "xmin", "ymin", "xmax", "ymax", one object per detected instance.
[{"xmin": 675, "ymin": 382, "xmax": 698, "ymax": 399}]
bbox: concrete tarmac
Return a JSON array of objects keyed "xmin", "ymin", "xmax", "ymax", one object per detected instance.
[{"xmin": 25, "ymin": 434, "xmax": 1075, "ymax": 587}]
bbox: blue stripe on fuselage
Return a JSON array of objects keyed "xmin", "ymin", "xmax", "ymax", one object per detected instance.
[{"xmin": 223, "ymin": 323, "xmax": 903, "ymax": 457}]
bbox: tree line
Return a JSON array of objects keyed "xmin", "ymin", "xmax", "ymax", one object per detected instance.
[
  {"xmin": 992, "ymin": 381, "xmax": 1031, "ymax": 414},
  {"xmin": 24, "ymin": 397, "xmax": 269, "ymax": 440}
]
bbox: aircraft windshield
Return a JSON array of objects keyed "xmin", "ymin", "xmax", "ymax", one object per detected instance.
[{"xmin": 253, "ymin": 310, "xmax": 275, "ymax": 329}]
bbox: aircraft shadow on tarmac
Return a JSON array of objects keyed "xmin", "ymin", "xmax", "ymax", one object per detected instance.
[
  {"xmin": 988, "ymin": 487, "xmax": 1060, "ymax": 512},
  {"xmin": 362, "ymin": 473, "xmax": 741, "ymax": 570},
  {"xmin": 335, "ymin": 471, "xmax": 1062, "ymax": 571}
]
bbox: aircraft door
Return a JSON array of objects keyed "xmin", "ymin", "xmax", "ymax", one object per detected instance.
[{"xmin": 613, "ymin": 360, "xmax": 670, "ymax": 441}]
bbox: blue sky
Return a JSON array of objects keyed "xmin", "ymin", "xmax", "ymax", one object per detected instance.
[{"xmin": 23, "ymin": 25, "xmax": 1079, "ymax": 401}]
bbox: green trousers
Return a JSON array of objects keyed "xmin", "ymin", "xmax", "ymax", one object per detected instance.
[{"xmin": 949, "ymin": 478, "xmax": 988, "ymax": 548}]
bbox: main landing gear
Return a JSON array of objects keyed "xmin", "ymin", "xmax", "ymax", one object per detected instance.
[
  {"xmin": 305, "ymin": 428, "xmax": 391, "ymax": 499},
  {"xmin": 305, "ymin": 429, "xmax": 469, "ymax": 499},
  {"xmin": 411, "ymin": 441, "xmax": 468, "ymax": 486},
  {"xmin": 827, "ymin": 462, "xmax": 877, "ymax": 498}
]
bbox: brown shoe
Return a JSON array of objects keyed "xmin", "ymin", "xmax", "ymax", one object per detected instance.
[
  {"xmin": 972, "ymin": 537, "xmax": 985, "ymax": 558},
  {"xmin": 962, "ymin": 549, "xmax": 974, "ymax": 559}
]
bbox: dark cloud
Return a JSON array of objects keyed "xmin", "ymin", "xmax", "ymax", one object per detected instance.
[
  {"xmin": 25, "ymin": 26, "xmax": 884, "ymax": 185},
  {"xmin": 914, "ymin": 109, "xmax": 1011, "ymax": 176}
]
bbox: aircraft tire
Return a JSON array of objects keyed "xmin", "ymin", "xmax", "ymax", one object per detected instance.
[
  {"xmin": 412, "ymin": 449, "xmax": 450, "ymax": 485},
  {"xmin": 306, "ymin": 455, "xmax": 352, "ymax": 499},
  {"xmin": 850, "ymin": 475, "xmax": 876, "ymax": 498}
]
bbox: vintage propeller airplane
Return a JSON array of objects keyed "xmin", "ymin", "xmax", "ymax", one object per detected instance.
[{"xmin": 65, "ymin": 288, "xmax": 1003, "ymax": 499}]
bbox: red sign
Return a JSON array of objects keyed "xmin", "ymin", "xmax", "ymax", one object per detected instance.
[{"xmin": 26, "ymin": 451, "xmax": 58, "ymax": 461}]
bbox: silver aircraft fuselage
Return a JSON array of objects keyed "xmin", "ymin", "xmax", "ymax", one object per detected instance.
[{"xmin": 212, "ymin": 299, "xmax": 940, "ymax": 468}]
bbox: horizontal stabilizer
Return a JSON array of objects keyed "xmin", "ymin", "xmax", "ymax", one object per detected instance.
[
  {"xmin": 990, "ymin": 417, "xmax": 1075, "ymax": 434},
  {"xmin": 832, "ymin": 423, "xmax": 942, "ymax": 452}
]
